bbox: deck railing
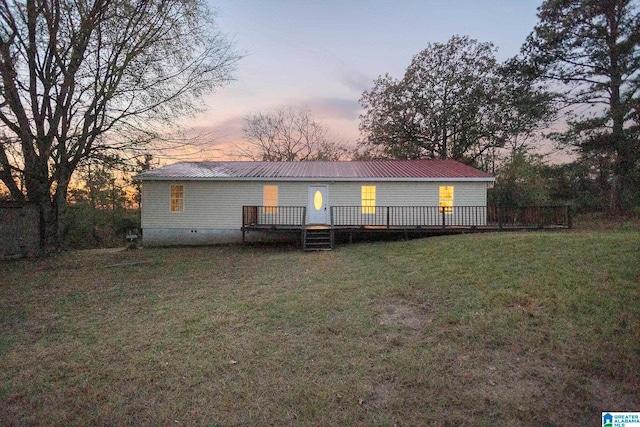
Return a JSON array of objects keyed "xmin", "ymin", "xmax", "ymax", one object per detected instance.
[
  {"xmin": 331, "ymin": 206, "xmax": 488, "ymax": 227},
  {"xmin": 242, "ymin": 206, "xmax": 307, "ymax": 227},
  {"xmin": 242, "ymin": 205, "xmax": 571, "ymax": 229}
]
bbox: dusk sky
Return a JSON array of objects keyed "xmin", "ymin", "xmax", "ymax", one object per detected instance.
[{"xmin": 179, "ymin": 0, "xmax": 546, "ymax": 161}]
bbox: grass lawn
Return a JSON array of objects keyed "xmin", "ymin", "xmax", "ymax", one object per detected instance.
[{"xmin": 1, "ymin": 227, "xmax": 639, "ymax": 425}]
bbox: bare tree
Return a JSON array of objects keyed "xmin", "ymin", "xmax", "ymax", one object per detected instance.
[
  {"xmin": 239, "ymin": 106, "xmax": 349, "ymax": 161},
  {"xmin": 0, "ymin": 0, "xmax": 240, "ymax": 251}
]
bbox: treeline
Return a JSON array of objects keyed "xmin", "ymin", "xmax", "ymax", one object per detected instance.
[
  {"xmin": 488, "ymin": 149, "xmax": 620, "ymax": 212},
  {"xmin": 57, "ymin": 155, "xmax": 155, "ymax": 249},
  {"xmin": 65, "ymin": 165, "xmax": 138, "ymax": 249}
]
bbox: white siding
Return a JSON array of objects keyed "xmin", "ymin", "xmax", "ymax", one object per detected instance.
[
  {"xmin": 141, "ymin": 179, "xmax": 488, "ymax": 244},
  {"xmin": 326, "ymin": 181, "xmax": 486, "ymax": 206},
  {"xmin": 142, "ymin": 180, "xmax": 265, "ymax": 229},
  {"xmin": 327, "ymin": 182, "xmax": 487, "ymax": 226}
]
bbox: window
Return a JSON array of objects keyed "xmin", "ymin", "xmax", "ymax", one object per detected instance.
[
  {"xmin": 361, "ymin": 185, "xmax": 376, "ymax": 214},
  {"xmin": 263, "ymin": 185, "xmax": 278, "ymax": 213},
  {"xmin": 439, "ymin": 185, "xmax": 454, "ymax": 214},
  {"xmin": 170, "ymin": 185, "xmax": 184, "ymax": 212}
]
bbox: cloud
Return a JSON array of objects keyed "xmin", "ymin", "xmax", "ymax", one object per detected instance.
[
  {"xmin": 212, "ymin": 116, "xmax": 245, "ymax": 141},
  {"xmin": 183, "ymin": 116, "xmax": 244, "ymax": 141},
  {"xmin": 178, "ymin": 100, "xmax": 363, "ymax": 158},
  {"xmin": 306, "ymin": 97, "xmax": 362, "ymax": 121},
  {"xmin": 154, "ymin": 116, "xmax": 247, "ymax": 161},
  {"xmin": 340, "ymin": 69, "xmax": 374, "ymax": 94}
]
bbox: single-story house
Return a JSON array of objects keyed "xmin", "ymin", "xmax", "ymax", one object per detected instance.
[{"xmin": 136, "ymin": 159, "xmax": 495, "ymax": 247}]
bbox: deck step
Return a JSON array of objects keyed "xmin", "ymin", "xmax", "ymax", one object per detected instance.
[{"xmin": 303, "ymin": 228, "xmax": 333, "ymax": 251}]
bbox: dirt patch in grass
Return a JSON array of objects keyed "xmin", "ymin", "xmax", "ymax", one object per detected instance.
[{"xmin": 377, "ymin": 300, "xmax": 432, "ymax": 330}]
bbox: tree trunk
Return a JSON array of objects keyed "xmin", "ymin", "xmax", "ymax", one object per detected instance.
[
  {"xmin": 612, "ymin": 141, "xmax": 638, "ymax": 212},
  {"xmin": 35, "ymin": 188, "xmax": 51, "ymax": 256},
  {"xmin": 0, "ymin": 146, "xmax": 26, "ymax": 202},
  {"xmin": 24, "ymin": 163, "xmax": 68, "ymax": 254},
  {"xmin": 441, "ymin": 121, "xmax": 448, "ymax": 159},
  {"xmin": 52, "ymin": 167, "xmax": 73, "ymax": 251},
  {"xmin": 605, "ymin": 1, "xmax": 633, "ymax": 213}
]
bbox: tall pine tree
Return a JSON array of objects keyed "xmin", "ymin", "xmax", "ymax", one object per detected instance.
[{"xmin": 523, "ymin": 0, "xmax": 640, "ymax": 211}]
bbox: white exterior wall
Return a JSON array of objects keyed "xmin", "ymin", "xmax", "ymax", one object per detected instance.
[
  {"xmin": 141, "ymin": 179, "xmax": 488, "ymax": 246},
  {"xmin": 327, "ymin": 181, "xmax": 487, "ymax": 227},
  {"xmin": 326, "ymin": 181, "xmax": 486, "ymax": 206}
]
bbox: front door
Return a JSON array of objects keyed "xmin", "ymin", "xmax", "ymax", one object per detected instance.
[{"xmin": 308, "ymin": 185, "xmax": 328, "ymax": 224}]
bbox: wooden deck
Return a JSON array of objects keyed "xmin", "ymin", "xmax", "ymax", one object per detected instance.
[{"xmin": 241, "ymin": 205, "xmax": 571, "ymax": 249}]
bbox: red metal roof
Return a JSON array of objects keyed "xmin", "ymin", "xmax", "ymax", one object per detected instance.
[{"xmin": 137, "ymin": 160, "xmax": 494, "ymax": 181}]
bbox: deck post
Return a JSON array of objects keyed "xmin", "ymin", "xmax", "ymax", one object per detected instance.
[
  {"xmin": 302, "ymin": 207, "xmax": 308, "ymax": 250},
  {"xmin": 441, "ymin": 207, "xmax": 446, "ymax": 229},
  {"xmin": 329, "ymin": 206, "xmax": 333, "ymax": 228},
  {"xmin": 386, "ymin": 206, "xmax": 390, "ymax": 229}
]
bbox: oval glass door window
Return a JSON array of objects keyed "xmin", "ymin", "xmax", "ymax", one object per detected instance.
[{"xmin": 313, "ymin": 190, "xmax": 323, "ymax": 210}]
